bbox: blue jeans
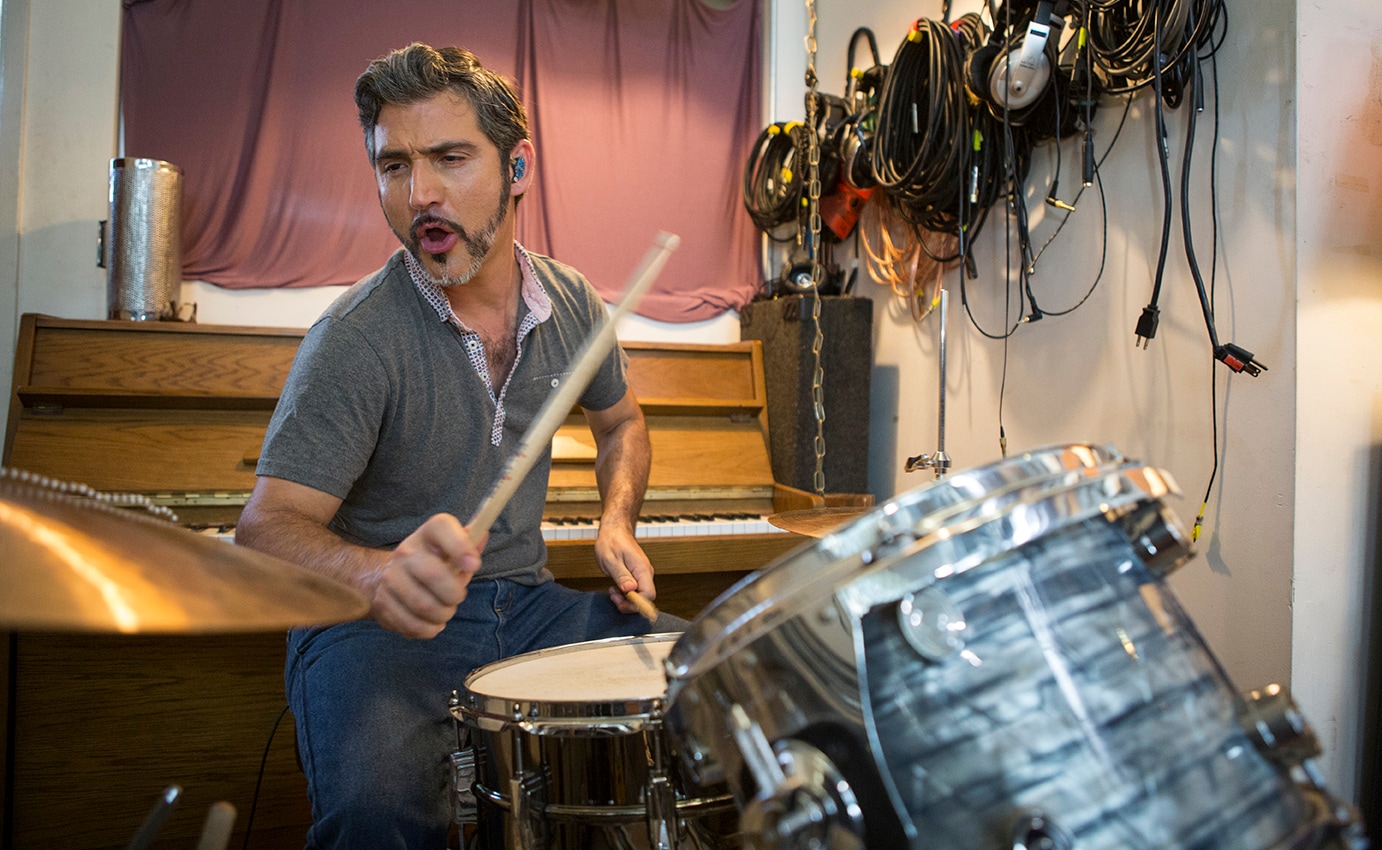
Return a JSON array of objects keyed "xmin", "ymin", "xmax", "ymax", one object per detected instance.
[{"xmin": 285, "ymin": 578, "xmax": 687, "ymax": 849}]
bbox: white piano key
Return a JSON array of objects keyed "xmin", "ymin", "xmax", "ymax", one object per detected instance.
[{"xmin": 541, "ymin": 513, "xmax": 787, "ymax": 542}]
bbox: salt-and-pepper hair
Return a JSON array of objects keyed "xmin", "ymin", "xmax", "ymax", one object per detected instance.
[{"xmin": 354, "ymin": 43, "xmax": 530, "ymax": 169}]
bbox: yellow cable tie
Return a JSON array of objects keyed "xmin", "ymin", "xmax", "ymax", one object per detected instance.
[{"xmin": 1078, "ymin": 27, "xmax": 1087, "ymax": 48}]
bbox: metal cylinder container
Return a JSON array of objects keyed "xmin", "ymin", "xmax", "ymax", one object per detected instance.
[{"xmin": 104, "ymin": 157, "xmax": 183, "ymax": 321}]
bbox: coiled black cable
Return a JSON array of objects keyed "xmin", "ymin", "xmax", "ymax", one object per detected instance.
[
  {"xmin": 741, "ymin": 121, "xmax": 808, "ymax": 238},
  {"xmin": 871, "ymin": 18, "xmax": 972, "ymax": 235},
  {"xmin": 1085, "ymin": 0, "xmax": 1225, "ymax": 100}
]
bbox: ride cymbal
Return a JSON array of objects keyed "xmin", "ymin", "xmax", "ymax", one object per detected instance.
[{"xmin": 0, "ymin": 471, "xmax": 368, "ymax": 633}]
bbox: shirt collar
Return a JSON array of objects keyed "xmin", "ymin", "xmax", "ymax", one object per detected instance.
[{"xmin": 403, "ymin": 243, "xmax": 552, "ymax": 329}]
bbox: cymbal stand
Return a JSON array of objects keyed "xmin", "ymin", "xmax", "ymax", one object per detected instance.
[{"xmin": 906, "ymin": 287, "xmax": 952, "ymax": 478}]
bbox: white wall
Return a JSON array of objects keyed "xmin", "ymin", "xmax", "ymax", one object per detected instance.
[
  {"xmin": 1294, "ymin": 0, "xmax": 1382, "ymax": 807},
  {"xmin": 0, "ymin": 0, "xmax": 121, "ymax": 416},
  {"xmin": 0, "ymin": 0, "xmax": 26, "ymax": 409},
  {"xmin": 0, "ymin": 0, "xmax": 1372, "ymax": 809},
  {"xmin": 14, "ymin": 0, "xmax": 118, "ymax": 323}
]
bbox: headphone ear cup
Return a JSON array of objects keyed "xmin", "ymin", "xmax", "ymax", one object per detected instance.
[
  {"xmin": 982, "ymin": 39, "xmax": 1055, "ymax": 124},
  {"xmin": 843, "ymin": 131, "xmax": 875, "ymax": 190},
  {"xmin": 964, "ymin": 43, "xmax": 1003, "ymax": 107}
]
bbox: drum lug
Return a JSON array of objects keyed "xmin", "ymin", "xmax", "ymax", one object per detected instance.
[
  {"xmin": 1238, "ymin": 683, "xmax": 1323, "ymax": 770},
  {"xmin": 897, "ymin": 586, "xmax": 967, "ymax": 662},
  {"xmin": 1239, "ymin": 686, "xmax": 1372, "ymax": 849},
  {"xmin": 1112, "ymin": 500, "xmax": 1193, "ymax": 578},
  {"xmin": 646, "ymin": 717, "xmax": 680, "ymax": 850}
]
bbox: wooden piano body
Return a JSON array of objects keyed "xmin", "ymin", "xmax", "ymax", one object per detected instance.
[{"xmin": 0, "ymin": 314, "xmax": 829, "ymax": 849}]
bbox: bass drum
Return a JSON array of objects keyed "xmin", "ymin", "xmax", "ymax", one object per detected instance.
[{"xmin": 664, "ymin": 443, "xmax": 1365, "ymax": 850}]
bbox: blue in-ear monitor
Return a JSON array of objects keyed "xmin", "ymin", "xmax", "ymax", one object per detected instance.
[{"xmin": 512, "ymin": 158, "xmax": 526, "ymax": 182}]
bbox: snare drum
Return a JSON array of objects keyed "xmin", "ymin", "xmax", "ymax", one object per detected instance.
[
  {"xmin": 452, "ymin": 633, "xmax": 738, "ymax": 849},
  {"xmin": 665, "ymin": 443, "xmax": 1365, "ymax": 850}
]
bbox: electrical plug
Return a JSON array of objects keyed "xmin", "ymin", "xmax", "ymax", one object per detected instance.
[
  {"xmin": 1214, "ymin": 343, "xmax": 1267, "ymax": 377},
  {"xmin": 1134, "ymin": 305, "xmax": 1160, "ymax": 348}
]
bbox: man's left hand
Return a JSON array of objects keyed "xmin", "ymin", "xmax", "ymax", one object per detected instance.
[{"xmin": 593, "ymin": 524, "xmax": 655, "ymax": 614}]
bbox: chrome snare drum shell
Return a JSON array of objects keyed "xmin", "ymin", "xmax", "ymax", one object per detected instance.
[{"xmin": 452, "ymin": 633, "xmax": 738, "ymax": 848}]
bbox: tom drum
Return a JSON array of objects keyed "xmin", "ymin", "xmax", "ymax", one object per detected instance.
[{"xmin": 663, "ymin": 443, "xmax": 1366, "ymax": 850}]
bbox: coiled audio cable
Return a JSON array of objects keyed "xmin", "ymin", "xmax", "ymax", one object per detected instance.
[{"xmin": 742, "ymin": 121, "xmax": 808, "ymax": 238}]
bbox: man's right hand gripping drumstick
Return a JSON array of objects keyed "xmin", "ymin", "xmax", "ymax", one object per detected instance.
[
  {"xmin": 368, "ymin": 514, "xmax": 486, "ymax": 639},
  {"xmin": 236, "ymin": 478, "xmax": 487, "ymax": 640}
]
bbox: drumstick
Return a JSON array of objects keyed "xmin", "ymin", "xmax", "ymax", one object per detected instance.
[
  {"xmin": 625, "ymin": 589, "xmax": 659, "ymax": 623},
  {"xmin": 466, "ymin": 232, "xmax": 681, "ymax": 541}
]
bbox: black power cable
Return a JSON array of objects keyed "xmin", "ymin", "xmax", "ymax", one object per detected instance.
[
  {"xmin": 241, "ymin": 703, "xmax": 291, "ymax": 850},
  {"xmin": 1132, "ymin": 5, "xmax": 1176, "ymax": 349}
]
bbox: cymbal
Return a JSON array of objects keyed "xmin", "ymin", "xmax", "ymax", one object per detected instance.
[
  {"xmin": 769, "ymin": 506, "xmax": 870, "ymax": 538},
  {"xmin": 0, "ymin": 474, "xmax": 369, "ymax": 633}
]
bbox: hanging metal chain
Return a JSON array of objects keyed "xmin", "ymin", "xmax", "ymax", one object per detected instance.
[{"xmin": 803, "ymin": 0, "xmax": 827, "ymax": 497}]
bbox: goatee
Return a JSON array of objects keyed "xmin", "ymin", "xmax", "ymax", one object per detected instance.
[{"xmin": 400, "ymin": 179, "xmax": 511, "ymax": 288}]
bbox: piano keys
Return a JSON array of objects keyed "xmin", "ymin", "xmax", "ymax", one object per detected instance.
[{"xmin": 541, "ymin": 511, "xmax": 791, "ymax": 540}]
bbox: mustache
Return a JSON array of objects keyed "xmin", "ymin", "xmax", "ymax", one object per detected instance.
[{"xmin": 409, "ymin": 213, "xmax": 466, "ymax": 243}]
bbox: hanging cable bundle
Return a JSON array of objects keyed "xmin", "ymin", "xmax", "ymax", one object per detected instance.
[
  {"xmin": 871, "ymin": 18, "xmax": 972, "ymax": 235},
  {"xmin": 1084, "ymin": 0, "xmax": 1223, "ymax": 103},
  {"xmin": 949, "ymin": 10, "xmax": 988, "ymax": 53},
  {"xmin": 742, "ymin": 121, "xmax": 810, "ymax": 237},
  {"xmin": 859, "ymin": 192, "xmax": 956, "ymax": 322}
]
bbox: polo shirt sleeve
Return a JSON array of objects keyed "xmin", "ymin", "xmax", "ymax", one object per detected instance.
[
  {"xmin": 256, "ymin": 316, "xmax": 389, "ymax": 500},
  {"xmin": 574, "ymin": 281, "xmax": 630, "ymax": 412}
]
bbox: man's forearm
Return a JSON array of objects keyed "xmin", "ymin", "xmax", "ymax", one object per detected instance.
[
  {"xmin": 237, "ymin": 505, "xmax": 389, "ymax": 596},
  {"xmin": 593, "ymin": 419, "xmax": 650, "ymax": 530}
]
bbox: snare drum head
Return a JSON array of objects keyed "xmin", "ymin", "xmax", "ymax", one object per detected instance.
[{"xmin": 459, "ymin": 633, "xmax": 679, "ymax": 730}]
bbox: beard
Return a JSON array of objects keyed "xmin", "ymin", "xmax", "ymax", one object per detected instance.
[{"xmin": 397, "ymin": 178, "xmax": 511, "ymax": 287}]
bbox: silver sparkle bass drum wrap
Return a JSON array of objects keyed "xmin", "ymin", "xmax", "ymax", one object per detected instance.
[{"xmin": 663, "ymin": 443, "xmax": 1366, "ymax": 850}]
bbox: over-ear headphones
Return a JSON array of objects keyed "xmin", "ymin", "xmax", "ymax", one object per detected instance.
[
  {"xmin": 965, "ymin": 1, "xmax": 1063, "ymax": 125},
  {"xmin": 511, "ymin": 157, "xmax": 526, "ymax": 182}
]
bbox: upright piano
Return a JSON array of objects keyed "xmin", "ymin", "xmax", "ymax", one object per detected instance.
[{"xmin": 1, "ymin": 313, "xmax": 832, "ymax": 849}]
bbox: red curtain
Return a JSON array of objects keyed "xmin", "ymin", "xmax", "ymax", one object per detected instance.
[{"xmin": 120, "ymin": 0, "xmax": 762, "ymax": 322}]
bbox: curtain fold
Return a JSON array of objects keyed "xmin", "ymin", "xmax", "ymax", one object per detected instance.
[{"xmin": 120, "ymin": 0, "xmax": 761, "ymax": 321}]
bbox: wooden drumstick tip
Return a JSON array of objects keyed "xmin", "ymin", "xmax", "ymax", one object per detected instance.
[
  {"xmin": 654, "ymin": 231, "xmax": 681, "ymax": 251},
  {"xmin": 625, "ymin": 589, "xmax": 659, "ymax": 622}
]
